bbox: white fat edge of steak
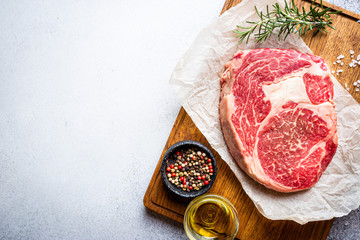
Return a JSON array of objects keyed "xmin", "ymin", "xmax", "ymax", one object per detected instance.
[{"xmin": 219, "ymin": 91, "xmax": 248, "ymax": 171}]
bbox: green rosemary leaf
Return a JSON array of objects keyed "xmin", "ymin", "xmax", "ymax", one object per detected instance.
[
  {"xmin": 329, "ymin": 10, "xmax": 342, "ymax": 15},
  {"xmin": 255, "ymin": 6, "xmax": 261, "ymax": 18},
  {"xmin": 319, "ymin": 7, "xmax": 332, "ymax": 15},
  {"xmin": 235, "ymin": 25, "xmax": 252, "ymax": 29}
]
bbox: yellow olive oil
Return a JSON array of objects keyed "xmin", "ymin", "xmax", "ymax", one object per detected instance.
[{"xmin": 184, "ymin": 194, "xmax": 239, "ymax": 240}]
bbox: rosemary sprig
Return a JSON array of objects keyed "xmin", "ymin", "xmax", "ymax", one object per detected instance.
[{"xmin": 234, "ymin": 0, "xmax": 341, "ymax": 44}]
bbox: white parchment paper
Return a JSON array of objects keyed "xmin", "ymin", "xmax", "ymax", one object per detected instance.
[{"xmin": 169, "ymin": 0, "xmax": 360, "ymax": 224}]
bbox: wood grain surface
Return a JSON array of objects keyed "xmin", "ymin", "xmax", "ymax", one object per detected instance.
[{"xmin": 144, "ymin": 0, "xmax": 360, "ymax": 239}]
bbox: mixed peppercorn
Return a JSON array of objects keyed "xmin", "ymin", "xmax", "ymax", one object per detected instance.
[{"xmin": 165, "ymin": 148, "xmax": 214, "ymax": 192}]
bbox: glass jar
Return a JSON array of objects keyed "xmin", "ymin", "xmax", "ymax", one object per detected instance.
[{"xmin": 184, "ymin": 194, "xmax": 239, "ymax": 240}]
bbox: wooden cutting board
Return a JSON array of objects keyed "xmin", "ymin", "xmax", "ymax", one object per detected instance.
[{"xmin": 144, "ymin": 0, "xmax": 360, "ymax": 239}]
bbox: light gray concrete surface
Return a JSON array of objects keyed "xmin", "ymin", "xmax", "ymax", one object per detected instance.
[
  {"xmin": 328, "ymin": 0, "xmax": 360, "ymax": 14},
  {"xmin": 0, "ymin": 0, "xmax": 358, "ymax": 240}
]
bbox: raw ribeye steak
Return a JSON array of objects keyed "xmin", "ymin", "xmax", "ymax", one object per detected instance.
[{"xmin": 219, "ymin": 48, "xmax": 338, "ymax": 192}]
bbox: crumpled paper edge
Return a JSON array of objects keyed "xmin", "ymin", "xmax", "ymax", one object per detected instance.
[{"xmin": 169, "ymin": 0, "xmax": 360, "ymax": 224}]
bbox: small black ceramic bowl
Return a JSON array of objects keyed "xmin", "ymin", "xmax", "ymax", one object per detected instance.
[{"xmin": 160, "ymin": 140, "xmax": 217, "ymax": 199}]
